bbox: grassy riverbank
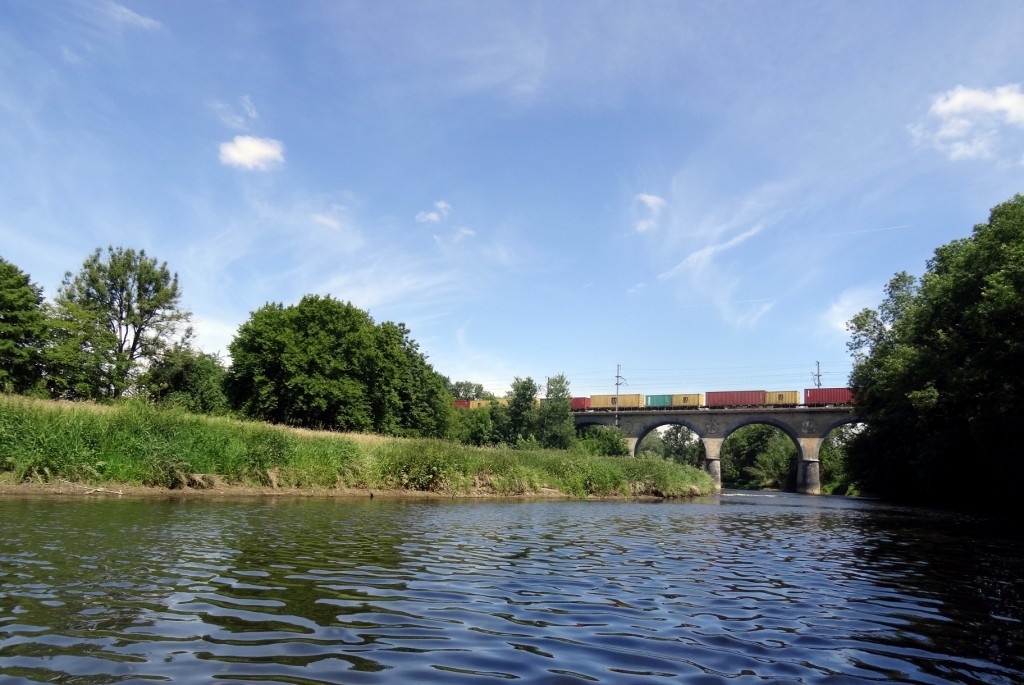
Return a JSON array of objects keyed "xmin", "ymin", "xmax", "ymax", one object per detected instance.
[{"xmin": 0, "ymin": 396, "xmax": 715, "ymax": 498}]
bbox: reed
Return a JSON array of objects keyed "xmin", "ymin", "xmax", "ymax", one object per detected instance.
[{"xmin": 0, "ymin": 395, "xmax": 715, "ymax": 498}]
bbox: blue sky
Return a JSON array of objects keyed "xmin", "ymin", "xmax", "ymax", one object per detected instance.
[{"xmin": 2, "ymin": 2, "xmax": 1022, "ymax": 398}]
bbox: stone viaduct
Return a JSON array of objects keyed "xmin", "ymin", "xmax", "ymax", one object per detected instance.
[{"xmin": 573, "ymin": 406, "xmax": 859, "ymax": 495}]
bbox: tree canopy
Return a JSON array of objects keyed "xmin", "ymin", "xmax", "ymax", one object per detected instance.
[
  {"xmin": 46, "ymin": 246, "xmax": 190, "ymax": 399},
  {"xmin": 846, "ymin": 194, "xmax": 1024, "ymax": 510},
  {"xmin": 226, "ymin": 294, "xmax": 452, "ymax": 436},
  {"xmin": 0, "ymin": 257, "xmax": 46, "ymax": 393}
]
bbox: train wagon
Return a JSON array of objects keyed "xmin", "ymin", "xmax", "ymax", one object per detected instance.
[
  {"xmin": 804, "ymin": 388, "xmax": 853, "ymax": 405},
  {"xmin": 571, "ymin": 397, "xmax": 592, "ymax": 410},
  {"xmin": 454, "ymin": 400, "xmax": 471, "ymax": 409},
  {"xmin": 645, "ymin": 394, "xmax": 673, "ymax": 407},
  {"xmin": 705, "ymin": 390, "xmax": 765, "ymax": 407},
  {"xmin": 591, "ymin": 393, "xmax": 644, "ymax": 409},
  {"xmin": 671, "ymin": 393, "xmax": 703, "ymax": 407},
  {"xmin": 765, "ymin": 390, "xmax": 800, "ymax": 406}
]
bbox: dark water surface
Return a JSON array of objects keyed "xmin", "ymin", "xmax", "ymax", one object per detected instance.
[{"xmin": 1, "ymin": 493, "xmax": 1021, "ymax": 684}]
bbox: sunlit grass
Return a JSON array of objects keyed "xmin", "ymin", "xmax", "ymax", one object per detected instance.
[{"xmin": 0, "ymin": 395, "xmax": 715, "ymax": 498}]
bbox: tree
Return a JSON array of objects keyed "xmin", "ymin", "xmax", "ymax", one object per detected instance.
[
  {"xmin": 49, "ymin": 246, "xmax": 189, "ymax": 399},
  {"xmin": 846, "ymin": 195, "xmax": 1024, "ymax": 510},
  {"xmin": 535, "ymin": 374, "xmax": 576, "ymax": 449},
  {"xmin": 577, "ymin": 425, "xmax": 630, "ymax": 456},
  {"xmin": 504, "ymin": 376, "xmax": 539, "ymax": 445},
  {"xmin": 227, "ymin": 294, "xmax": 452, "ymax": 436},
  {"xmin": 720, "ymin": 424, "xmax": 796, "ymax": 490},
  {"xmin": 448, "ymin": 380, "xmax": 493, "ymax": 401},
  {"xmin": 662, "ymin": 425, "xmax": 706, "ymax": 468},
  {"xmin": 0, "ymin": 258, "xmax": 47, "ymax": 393},
  {"xmin": 142, "ymin": 344, "xmax": 229, "ymax": 415}
]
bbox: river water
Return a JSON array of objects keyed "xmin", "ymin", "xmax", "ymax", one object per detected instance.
[{"xmin": 0, "ymin": 492, "xmax": 1021, "ymax": 684}]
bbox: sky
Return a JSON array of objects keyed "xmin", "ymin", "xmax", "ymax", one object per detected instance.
[{"xmin": 2, "ymin": 1, "xmax": 1023, "ymax": 398}]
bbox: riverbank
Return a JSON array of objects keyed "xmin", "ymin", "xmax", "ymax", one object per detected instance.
[{"xmin": 0, "ymin": 395, "xmax": 715, "ymax": 500}]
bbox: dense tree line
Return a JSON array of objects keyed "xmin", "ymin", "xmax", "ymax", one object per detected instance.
[
  {"xmin": 846, "ymin": 194, "xmax": 1024, "ymax": 510},
  {"xmin": 2, "ymin": 246, "xmax": 610, "ymax": 449}
]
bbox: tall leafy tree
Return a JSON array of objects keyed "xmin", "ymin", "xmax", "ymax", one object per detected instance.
[
  {"xmin": 142, "ymin": 344, "xmax": 229, "ymax": 415},
  {"xmin": 0, "ymin": 258, "xmax": 47, "ymax": 393},
  {"xmin": 227, "ymin": 294, "xmax": 452, "ymax": 436},
  {"xmin": 48, "ymin": 246, "xmax": 189, "ymax": 399},
  {"xmin": 504, "ymin": 376, "xmax": 539, "ymax": 445},
  {"xmin": 847, "ymin": 194, "xmax": 1024, "ymax": 509},
  {"xmin": 535, "ymin": 373, "xmax": 575, "ymax": 449}
]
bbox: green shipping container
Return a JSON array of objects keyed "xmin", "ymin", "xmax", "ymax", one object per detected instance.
[{"xmin": 645, "ymin": 394, "xmax": 673, "ymax": 407}]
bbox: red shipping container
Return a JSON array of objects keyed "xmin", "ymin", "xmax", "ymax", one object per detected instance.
[
  {"xmin": 571, "ymin": 397, "xmax": 592, "ymax": 410},
  {"xmin": 705, "ymin": 390, "xmax": 765, "ymax": 407},
  {"xmin": 804, "ymin": 388, "xmax": 853, "ymax": 405},
  {"xmin": 454, "ymin": 400, "xmax": 471, "ymax": 409}
]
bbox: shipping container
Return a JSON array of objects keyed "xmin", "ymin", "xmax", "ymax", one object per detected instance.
[
  {"xmin": 645, "ymin": 394, "xmax": 673, "ymax": 407},
  {"xmin": 454, "ymin": 400, "xmax": 471, "ymax": 409},
  {"xmin": 672, "ymin": 393, "xmax": 704, "ymax": 407},
  {"xmin": 591, "ymin": 393, "xmax": 644, "ymax": 409},
  {"xmin": 571, "ymin": 397, "xmax": 592, "ymax": 410},
  {"xmin": 765, "ymin": 390, "xmax": 800, "ymax": 406},
  {"xmin": 705, "ymin": 390, "xmax": 766, "ymax": 407},
  {"xmin": 469, "ymin": 400, "xmax": 491, "ymax": 410},
  {"xmin": 804, "ymin": 387, "xmax": 853, "ymax": 405}
]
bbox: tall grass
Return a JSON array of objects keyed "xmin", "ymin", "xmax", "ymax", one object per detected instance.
[{"xmin": 0, "ymin": 396, "xmax": 715, "ymax": 498}]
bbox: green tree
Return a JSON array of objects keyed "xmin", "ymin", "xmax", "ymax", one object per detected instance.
[
  {"xmin": 48, "ymin": 246, "xmax": 189, "ymax": 399},
  {"xmin": 637, "ymin": 430, "xmax": 666, "ymax": 458},
  {"xmin": 227, "ymin": 294, "xmax": 451, "ymax": 436},
  {"xmin": 142, "ymin": 344, "xmax": 229, "ymax": 414},
  {"xmin": 504, "ymin": 376, "xmax": 539, "ymax": 445},
  {"xmin": 448, "ymin": 380, "xmax": 494, "ymax": 401},
  {"xmin": 0, "ymin": 258, "xmax": 47, "ymax": 393},
  {"xmin": 846, "ymin": 195, "xmax": 1024, "ymax": 510},
  {"xmin": 452, "ymin": 408, "xmax": 493, "ymax": 446},
  {"xmin": 535, "ymin": 374, "xmax": 575, "ymax": 449},
  {"xmin": 720, "ymin": 424, "xmax": 797, "ymax": 490},
  {"xmin": 662, "ymin": 425, "xmax": 706, "ymax": 468},
  {"xmin": 577, "ymin": 425, "xmax": 630, "ymax": 457}
]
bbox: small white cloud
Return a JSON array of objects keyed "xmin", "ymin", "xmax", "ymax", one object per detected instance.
[
  {"xmin": 311, "ymin": 213, "xmax": 342, "ymax": 231},
  {"xmin": 634, "ymin": 192, "xmax": 666, "ymax": 233},
  {"xmin": 104, "ymin": 2, "xmax": 162, "ymax": 31},
  {"xmin": 912, "ymin": 84, "xmax": 1024, "ymax": 162},
  {"xmin": 659, "ymin": 223, "xmax": 764, "ymax": 280},
  {"xmin": 213, "ymin": 96, "xmax": 259, "ymax": 130},
  {"xmin": 627, "ymin": 282, "xmax": 646, "ymax": 295},
  {"xmin": 416, "ymin": 200, "xmax": 453, "ymax": 223},
  {"xmin": 219, "ymin": 135, "xmax": 284, "ymax": 170},
  {"xmin": 821, "ymin": 286, "xmax": 880, "ymax": 335},
  {"xmin": 240, "ymin": 95, "xmax": 258, "ymax": 120},
  {"xmin": 433, "ymin": 227, "xmax": 476, "ymax": 248}
]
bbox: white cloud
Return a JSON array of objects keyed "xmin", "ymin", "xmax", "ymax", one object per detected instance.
[
  {"xmin": 213, "ymin": 97, "xmax": 260, "ymax": 130},
  {"xmin": 103, "ymin": 2, "xmax": 162, "ymax": 31},
  {"xmin": 416, "ymin": 200, "xmax": 452, "ymax": 223},
  {"xmin": 311, "ymin": 213, "xmax": 342, "ymax": 230},
  {"xmin": 634, "ymin": 192, "xmax": 666, "ymax": 233},
  {"xmin": 821, "ymin": 286, "xmax": 880, "ymax": 335},
  {"xmin": 659, "ymin": 222, "xmax": 764, "ymax": 281},
  {"xmin": 219, "ymin": 135, "xmax": 284, "ymax": 170},
  {"xmin": 912, "ymin": 84, "xmax": 1024, "ymax": 162}
]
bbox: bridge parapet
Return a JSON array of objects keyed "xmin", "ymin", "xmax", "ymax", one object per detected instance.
[{"xmin": 574, "ymin": 407, "xmax": 859, "ymax": 495}]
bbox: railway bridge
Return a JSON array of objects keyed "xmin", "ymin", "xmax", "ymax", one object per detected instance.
[{"xmin": 573, "ymin": 406, "xmax": 859, "ymax": 495}]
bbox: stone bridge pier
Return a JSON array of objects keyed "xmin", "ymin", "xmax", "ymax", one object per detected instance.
[{"xmin": 577, "ymin": 407, "xmax": 858, "ymax": 495}]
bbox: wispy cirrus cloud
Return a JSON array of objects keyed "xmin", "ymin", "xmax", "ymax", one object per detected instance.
[
  {"xmin": 910, "ymin": 84, "xmax": 1024, "ymax": 162},
  {"xmin": 102, "ymin": 2, "xmax": 162, "ymax": 31},
  {"xmin": 634, "ymin": 193, "xmax": 666, "ymax": 233},
  {"xmin": 219, "ymin": 135, "xmax": 284, "ymax": 170},
  {"xmin": 213, "ymin": 96, "xmax": 259, "ymax": 130}
]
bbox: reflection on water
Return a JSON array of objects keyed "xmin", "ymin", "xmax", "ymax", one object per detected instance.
[{"xmin": 1, "ymin": 493, "xmax": 1021, "ymax": 683}]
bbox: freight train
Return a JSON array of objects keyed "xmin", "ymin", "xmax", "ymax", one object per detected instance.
[
  {"xmin": 571, "ymin": 387, "xmax": 853, "ymax": 411},
  {"xmin": 455, "ymin": 388, "xmax": 853, "ymax": 411}
]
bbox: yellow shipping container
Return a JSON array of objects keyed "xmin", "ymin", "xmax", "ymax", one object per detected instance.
[
  {"xmin": 765, "ymin": 390, "xmax": 800, "ymax": 405},
  {"xmin": 591, "ymin": 393, "xmax": 644, "ymax": 408},
  {"xmin": 671, "ymin": 393, "xmax": 704, "ymax": 407},
  {"xmin": 468, "ymin": 400, "xmax": 490, "ymax": 409}
]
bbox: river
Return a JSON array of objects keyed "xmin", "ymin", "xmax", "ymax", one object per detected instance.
[{"xmin": 0, "ymin": 492, "xmax": 1021, "ymax": 684}]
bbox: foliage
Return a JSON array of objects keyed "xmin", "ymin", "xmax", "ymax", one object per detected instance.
[
  {"xmin": 226, "ymin": 294, "xmax": 452, "ymax": 437},
  {"xmin": 637, "ymin": 430, "xmax": 666, "ymax": 458},
  {"xmin": 535, "ymin": 374, "xmax": 575, "ymax": 449},
  {"xmin": 662, "ymin": 425, "xmax": 706, "ymax": 468},
  {"xmin": 0, "ymin": 258, "xmax": 47, "ymax": 393},
  {"xmin": 47, "ymin": 246, "xmax": 189, "ymax": 400},
  {"xmin": 504, "ymin": 376, "xmax": 539, "ymax": 444},
  {"xmin": 577, "ymin": 425, "xmax": 630, "ymax": 457},
  {"xmin": 721, "ymin": 424, "xmax": 797, "ymax": 490},
  {"xmin": 0, "ymin": 395, "xmax": 716, "ymax": 498},
  {"xmin": 447, "ymin": 380, "xmax": 494, "ymax": 401},
  {"xmin": 846, "ymin": 194, "xmax": 1024, "ymax": 510},
  {"xmin": 819, "ymin": 424, "xmax": 860, "ymax": 495},
  {"xmin": 142, "ymin": 344, "xmax": 229, "ymax": 415}
]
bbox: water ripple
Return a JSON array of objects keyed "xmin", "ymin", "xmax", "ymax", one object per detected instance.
[{"xmin": 1, "ymin": 495, "xmax": 1021, "ymax": 684}]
